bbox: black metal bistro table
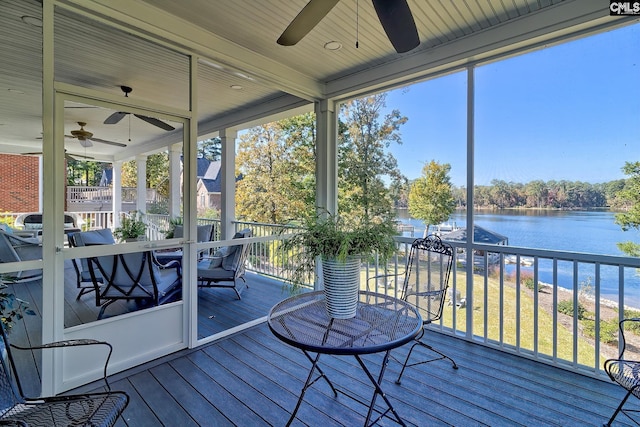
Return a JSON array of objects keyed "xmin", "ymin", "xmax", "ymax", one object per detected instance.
[{"xmin": 268, "ymin": 290, "xmax": 422, "ymax": 427}]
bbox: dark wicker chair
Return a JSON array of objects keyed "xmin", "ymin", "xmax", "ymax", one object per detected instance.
[
  {"xmin": 370, "ymin": 234, "xmax": 458, "ymax": 384},
  {"xmin": 0, "ymin": 324, "xmax": 129, "ymax": 425},
  {"xmin": 604, "ymin": 318, "xmax": 640, "ymax": 426}
]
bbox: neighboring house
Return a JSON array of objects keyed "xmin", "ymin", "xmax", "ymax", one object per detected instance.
[
  {"xmin": 196, "ymin": 157, "xmax": 222, "ymax": 213},
  {"xmin": 0, "ymin": 154, "xmax": 40, "ymax": 213},
  {"xmin": 99, "ymin": 167, "xmax": 112, "ymax": 187}
]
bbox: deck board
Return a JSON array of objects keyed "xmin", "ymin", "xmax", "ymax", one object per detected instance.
[
  {"xmin": 98, "ymin": 323, "xmax": 636, "ymax": 427},
  {"xmin": 5, "ymin": 266, "xmax": 639, "ymax": 426}
]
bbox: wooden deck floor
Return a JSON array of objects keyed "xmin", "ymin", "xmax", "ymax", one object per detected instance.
[
  {"xmin": 6, "ymin": 266, "xmax": 638, "ymax": 426},
  {"xmin": 87, "ymin": 323, "xmax": 634, "ymax": 427}
]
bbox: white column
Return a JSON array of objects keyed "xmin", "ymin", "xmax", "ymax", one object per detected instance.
[
  {"xmin": 315, "ymin": 99, "xmax": 338, "ymax": 215},
  {"xmin": 136, "ymin": 155, "xmax": 147, "ymax": 214},
  {"xmin": 314, "ymin": 99, "xmax": 338, "ymax": 291},
  {"xmin": 220, "ymin": 128, "xmax": 237, "ymax": 240},
  {"xmin": 112, "ymin": 161, "xmax": 123, "ymax": 229},
  {"xmin": 169, "ymin": 142, "xmax": 182, "ymax": 218}
]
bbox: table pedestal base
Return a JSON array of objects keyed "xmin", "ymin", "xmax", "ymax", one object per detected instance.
[{"xmin": 286, "ymin": 350, "xmax": 407, "ymax": 427}]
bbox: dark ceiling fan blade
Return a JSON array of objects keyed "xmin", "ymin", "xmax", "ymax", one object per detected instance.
[
  {"xmin": 133, "ymin": 114, "xmax": 175, "ymax": 131},
  {"xmin": 89, "ymin": 137, "xmax": 127, "ymax": 147},
  {"xmin": 277, "ymin": 0, "xmax": 340, "ymax": 46},
  {"xmin": 372, "ymin": 0, "xmax": 420, "ymax": 53},
  {"xmin": 104, "ymin": 111, "xmax": 128, "ymax": 125},
  {"xmin": 67, "ymin": 152, "xmax": 94, "ymax": 160}
]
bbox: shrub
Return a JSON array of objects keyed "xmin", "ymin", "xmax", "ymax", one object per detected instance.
[
  {"xmin": 583, "ymin": 318, "xmax": 619, "ymax": 345},
  {"xmin": 557, "ymin": 300, "xmax": 586, "ymax": 320},
  {"xmin": 522, "ymin": 277, "xmax": 538, "ymax": 291}
]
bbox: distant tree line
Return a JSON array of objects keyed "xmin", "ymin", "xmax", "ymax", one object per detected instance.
[{"xmin": 396, "ymin": 178, "xmax": 630, "ymax": 210}]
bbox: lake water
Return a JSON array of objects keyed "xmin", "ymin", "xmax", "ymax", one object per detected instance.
[{"xmin": 396, "ymin": 209, "xmax": 640, "ymax": 308}]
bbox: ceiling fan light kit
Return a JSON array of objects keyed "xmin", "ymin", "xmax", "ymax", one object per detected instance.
[
  {"xmin": 66, "ymin": 121, "xmax": 127, "ymax": 148},
  {"xmin": 277, "ymin": 0, "xmax": 420, "ymax": 54}
]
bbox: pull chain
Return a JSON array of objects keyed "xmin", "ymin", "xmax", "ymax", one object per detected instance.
[{"xmin": 356, "ymin": 0, "xmax": 359, "ymax": 49}]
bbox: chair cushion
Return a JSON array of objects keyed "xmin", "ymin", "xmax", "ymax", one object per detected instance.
[
  {"xmin": 74, "ymin": 229, "xmax": 115, "ymax": 246},
  {"xmin": 197, "ymin": 260, "xmax": 234, "ymax": 280}
]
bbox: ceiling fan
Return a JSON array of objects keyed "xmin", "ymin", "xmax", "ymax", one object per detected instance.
[
  {"xmin": 103, "ymin": 86, "xmax": 175, "ymax": 131},
  {"xmin": 23, "ymin": 150, "xmax": 94, "ymax": 162},
  {"xmin": 66, "ymin": 122, "xmax": 127, "ymax": 148},
  {"xmin": 277, "ymin": 0, "xmax": 419, "ymax": 54}
]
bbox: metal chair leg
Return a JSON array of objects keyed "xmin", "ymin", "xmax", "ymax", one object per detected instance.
[
  {"xmin": 605, "ymin": 389, "xmax": 633, "ymax": 427},
  {"xmin": 395, "ymin": 339, "xmax": 458, "ymax": 385}
]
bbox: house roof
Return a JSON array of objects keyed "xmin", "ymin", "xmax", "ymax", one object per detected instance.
[
  {"xmin": 442, "ymin": 225, "xmax": 509, "ymax": 245},
  {"xmin": 197, "ymin": 158, "xmax": 222, "ymax": 193}
]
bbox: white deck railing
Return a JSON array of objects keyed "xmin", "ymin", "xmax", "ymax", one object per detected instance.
[{"xmin": 4, "ymin": 210, "xmax": 637, "ymax": 380}]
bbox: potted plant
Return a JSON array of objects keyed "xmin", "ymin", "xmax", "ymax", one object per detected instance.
[
  {"xmin": 113, "ymin": 211, "xmax": 148, "ymax": 242},
  {"xmin": 164, "ymin": 217, "xmax": 184, "ymax": 239},
  {"xmin": 0, "ymin": 277, "xmax": 35, "ymax": 335},
  {"xmin": 282, "ymin": 212, "xmax": 397, "ymax": 318}
]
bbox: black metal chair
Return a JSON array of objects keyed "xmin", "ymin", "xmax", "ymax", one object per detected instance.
[
  {"xmin": 87, "ymin": 251, "xmax": 182, "ymax": 319},
  {"xmin": 604, "ymin": 318, "xmax": 640, "ymax": 426},
  {"xmin": 0, "ymin": 323, "xmax": 129, "ymax": 425},
  {"xmin": 68, "ymin": 229, "xmax": 116, "ymax": 300},
  {"xmin": 370, "ymin": 235, "xmax": 458, "ymax": 384}
]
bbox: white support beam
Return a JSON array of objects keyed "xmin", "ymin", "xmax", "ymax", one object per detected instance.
[
  {"xmin": 136, "ymin": 155, "xmax": 147, "ymax": 214},
  {"xmin": 169, "ymin": 142, "xmax": 182, "ymax": 218},
  {"xmin": 112, "ymin": 160, "xmax": 123, "ymax": 229},
  {"xmin": 220, "ymin": 128, "xmax": 237, "ymax": 240},
  {"xmin": 315, "ymin": 99, "xmax": 338, "ymax": 216}
]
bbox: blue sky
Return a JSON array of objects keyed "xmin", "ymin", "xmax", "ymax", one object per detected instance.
[{"xmin": 382, "ymin": 22, "xmax": 640, "ymax": 187}]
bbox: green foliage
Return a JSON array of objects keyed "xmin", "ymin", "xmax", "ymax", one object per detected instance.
[
  {"xmin": 557, "ymin": 300, "xmax": 587, "ymax": 320},
  {"xmin": 114, "ymin": 211, "xmax": 147, "ymax": 240},
  {"xmin": 582, "ymin": 318, "xmax": 619, "ymax": 344},
  {"xmin": 0, "ymin": 278, "xmax": 35, "ymax": 333},
  {"xmin": 615, "ymin": 161, "xmax": 640, "ymax": 257},
  {"xmin": 199, "ymin": 208, "xmax": 220, "ymax": 220},
  {"xmin": 121, "ymin": 153, "xmax": 170, "ymax": 198},
  {"xmin": 66, "ymin": 160, "xmax": 106, "ymax": 186},
  {"xmin": 198, "ymin": 137, "xmax": 222, "ymax": 161},
  {"xmin": 338, "ymin": 93, "xmax": 407, "ymax": 223},
  {"xmin": 236, "ymin": 114, "xmax": 316, "ymax": 224},
  {"xmin": 522, "ymin": 276, "xmax": 538, "ymax": 291},
  {"xmin": 281, "ymin": 212, "xmax": 398, "ymax": 292},
  {"xmin": 164, "ymin": 217, "xmax": 183, "ymax": 239},
  {"xmin": 408, "ymin": 160, "xmax": 455, "ymax": 234},
  {"xmin": 284, "ymin": 212, "xmax": 397, "ymax": 261}
]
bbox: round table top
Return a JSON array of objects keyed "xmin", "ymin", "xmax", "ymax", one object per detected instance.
[{"xmin": 268, "ymin": 291, "xmax": 422, "ymax": 355}]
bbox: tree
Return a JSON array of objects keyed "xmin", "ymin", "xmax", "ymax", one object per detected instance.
[
  {"xmin": 615, "ymin": 161, "xmax": 640, "ymax": 257},
  {"xmin": 338, "ymin": 93, "xmax": 406, "ymax": 225},
  {"xmin": 235, "ymin": 113, "xmax": 316, "ymax": 224},
  {"xmin": 198, "ymin": 137, "xmax": 222, "ymax": 161},
  {"xmin": 408, "ymin": 160, "xmax": 455, "ymax": 235}
]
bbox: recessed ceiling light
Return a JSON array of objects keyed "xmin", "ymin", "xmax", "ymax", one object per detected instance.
[
  {"xmin": 230, "ymin": 85, "xmax": 243, "ymax": 90},
  {"xmin": 198, "ymin": 58, "xmax": 224, "ymax": 69},
  {"xmin": 21, "ymin": 15, "xmax": 42, "ymax": 27},
  {"xmin": 324, "ymin": 41, "xmax": 342, "ymax": 51}
]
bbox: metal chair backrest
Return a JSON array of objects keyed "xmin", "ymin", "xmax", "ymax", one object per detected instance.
[
  {"xmin": 0, "ymin": 326, "xmax": 25, "ymax": 415},
  {"xmin": 228, "ymin": 228, "xmax": 252, "ymax": 279},
  {"xmin": 401, "ymin": 235, "xmax": 454, "ymax": 325}
]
